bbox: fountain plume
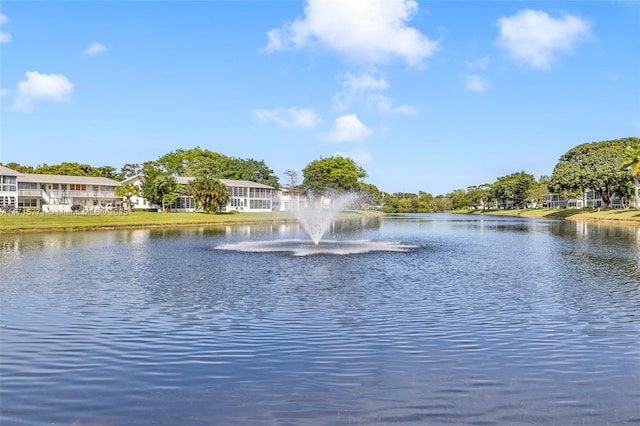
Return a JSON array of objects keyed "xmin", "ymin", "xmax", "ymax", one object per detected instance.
[{"xmin": 289, "ymin": 192, "xmax": 357, "ymax": 245}]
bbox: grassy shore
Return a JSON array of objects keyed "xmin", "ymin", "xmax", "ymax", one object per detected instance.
[
  {"xmin": 2, "ymin": 207, "xmax": 638, "ymax": 234},
  {"xmin": 0, "ymin": 210, "xmax": 382, "ymax": 234},
  {"xmin": 457, "ymin": 207, "xmax": 640, "ymax": 224}
]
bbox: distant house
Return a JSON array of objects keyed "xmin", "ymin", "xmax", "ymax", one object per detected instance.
[
  {"xmin": 278, "ymin": 185, "xmax": 308, "ymax": 211},
  {"xmin": 543, "ymin": 190, "xmax": 626, "ymax": 209},
  {"xmin": 0, "ymin": 165, "xmax": 120, "ymax": 212},
  {"xmin": 121, "ymin": 175, "xmax": 275, "ymax": 212}
]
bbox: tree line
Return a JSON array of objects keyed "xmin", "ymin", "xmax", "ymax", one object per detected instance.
[
  {"xmin": 387, "ymin": 136, "xmax": 639, "ymax": 213},
  {"xmin": 3, "ymin": 137, "xmax": 639, "ymax": 213}
]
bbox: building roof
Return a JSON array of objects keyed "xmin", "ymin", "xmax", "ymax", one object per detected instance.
[
  {"xmin": 17, "ymin": 173, "xmax": 120, "ymax": 186},
  {"xmin": 0, "ymin": 165, "xmax": 20, "ymax": 176},
  {"xmin": 126, "ymin": 174, "xmax": 274, "ymax": 189}
]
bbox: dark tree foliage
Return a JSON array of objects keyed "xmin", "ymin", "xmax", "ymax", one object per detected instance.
[
  {"xmin": 549, "ymin": 137, "xmax": 640, "ymax": 208},
  {"xmin": 1, "ymin": 162, "xmax": 35, "ymax": 173},
  {"xmin": 139, "ymin": 161, "xmax": 181, "ymax": 212},
  {"xmin": 490, "ymin": 171, "xmax": 536, "ymax": 209},
  {"xmin": 187, "ymin": 176, "xmax": 231, "ymax": 214},
  {"xmin": 156, "ymin": 147, "xmax": 279, "ymax": 188},
  {"xmin": 302, "ymin": 156, "xmax": 367, "ymax": 195}
]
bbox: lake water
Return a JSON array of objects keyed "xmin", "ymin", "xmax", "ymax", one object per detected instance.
[{"xmin": 1, "ymin": 214, "xmax": 639, "ymax": 425}]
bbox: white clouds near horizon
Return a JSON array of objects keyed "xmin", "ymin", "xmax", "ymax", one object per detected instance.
[
  {"xmin": 328, "ymin": 114, "xmax": 373, "ymax": 142},
  {"xmin": 0, "ymin": 13, "xmax": 11, "ymax": 43},
  {"xmin": 10, "ymin": 71, "xmax": 74, "ymax": 112},
  {"xmin": 252, "ymin": 107, "xmax": 324, "ymax": 128},
  {"xmin": 496, "ymin": 9, "xmax": 591, "ymax": 69},
  {"xmin": 83, "ymin": 42, "xmax": 108, "ymax": 55},
  {"xmin": 263, "ymin": 0, "xmax": 438, "ymax": 67}
]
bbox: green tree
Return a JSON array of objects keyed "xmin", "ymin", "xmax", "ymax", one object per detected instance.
[
  {"xmin": 33, "ymin": 162, "xmax": 104, "ymax": 177},
  {"xmin": 156, "ymin": 147, "xmax": 279, "ymax": 187},
  {"xmin": 528, "ymin": 176, "xmax": 551, "ymax": 208},
  {"xmin": 119, "ymin": 163, "xmax": 141, "ymax": 180},
  {"xmin": 96, "ymin": 166, "xmax": 118, "ymax": 180},
  {"xmin": 467, "ymin": 184, "xmax": 491, "ymax": 210},
  {"xmin": 188, "ymin": 176, "xmax": 231, "ymax": 214},
  {"xmin": 549, "ymin": 137, "xmax": 639, "ymax": 208},
  {"xmin": 139, "ymin": 162, "xmax": 180, "ymax": 212},
  {"xmin": 621, "ymin": 145, "xmax": 640, "ymax": 208},
  {"xmin": 1, "ymin": 162, "xmax": 35, "ymax": 173},
  {"xmin": 490, "ymin": 171, "xmax": 536, "ymax": 209},
  {"xmin": 302, "ymin": 156, "xmax": 367, "ymax": 195},
  {"xmin": 115, "ymin": 183, "xmax": 140, "ymax": 212},
  {"xmin": 447, "ymin": 189, "xmax": 469, "ymax": 210},
  {"xmin": 356, "ymin": 182, "xmax": 383, "ymax": 209}
]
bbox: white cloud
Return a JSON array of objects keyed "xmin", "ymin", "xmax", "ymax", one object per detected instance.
[
  {"xmin": 333, "ymin": 71, "xmax": 389, "ymax": 110},
  {"xmin": 252, "ymin": 107, "xmax": 324, "ymax": 128},
  {"xmin": 496, "ymin": 9, "xmax": 591, "ymax": 69},
  {"xmin": 465, "ymin": 74, "xmax": 492, "ymax": 93},
  {"xmin": 0, "ymin": 13, "xmax": 11, "ymax": 43},
  {"xmin": 10, "ymin": 71, "xmax": 74, "ymax": 112},
  {"xmin": 366, "ymin": 94, "xmax": 416, "ymax": 115},
  {"xmin": 263, "ymin": 0, "xmax": 438, "ymax": 67},
  {"xmin": 83, "ymin": 42, "xmax": 108, "ymax": 55},
  {"xmin": 328, "ymin": 114, "xmax": 373, "ymax": 142},
  {"xmin": 465, "ymin": 55, "xmax": 491, "ymax": 70},
  {"xmin": 334, "ymin": 148, "xmax": 373, "ymax": 164},
  {"xmin": 332, "ymin": 71, "xmax": 415, "ymax": 115}
]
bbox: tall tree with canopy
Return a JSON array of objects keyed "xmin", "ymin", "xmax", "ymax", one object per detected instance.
[
  {"xmin": 621, "ymin": 145, "xmax": 640, "ymax": 208},
  {"xmin": 139, "ymin": 161, "xmax": 181, "ymax": 212},
  {"xmin": 549, "ymin": 137, "xmax": 639, "ymax": 208},
  {"xmin": 156, "ymin": 147, "xmax": 279, "ymax": 187},
  {"xmin": 302, "ymin": 156, "xmax": 367, "ymax": 195},
  {"xmin": 490, "ymin": 171, "xmax": 536, "ymax": 209}
]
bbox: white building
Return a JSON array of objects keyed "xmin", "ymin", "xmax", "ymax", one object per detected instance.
[
  {"xmin": 121, "ymin": 175, "xmax": 275, "ymax": 212},
  {"xmin": 1, "ymin": 165, "xmax": 121, "ymax": 212}
]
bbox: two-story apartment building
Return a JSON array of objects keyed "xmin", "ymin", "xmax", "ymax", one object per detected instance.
[
  {"xmin": 121, "ymin": 175, "xmax": 276, "ymax": 212},
  {"xmin": 0, "ymin": 165, "xmax": 121, "ymax": 212}
]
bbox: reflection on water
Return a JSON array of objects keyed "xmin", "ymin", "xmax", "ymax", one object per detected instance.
[{"xmin": 1, "ymin": 214, "xmax": 639, "ymax": 425}]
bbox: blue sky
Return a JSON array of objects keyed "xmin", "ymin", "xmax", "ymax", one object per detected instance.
[{"xmin": 1, "ymin": 1, "xmax": 638, "ymax": 195}]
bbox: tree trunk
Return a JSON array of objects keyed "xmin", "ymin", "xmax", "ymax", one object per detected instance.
[
  {"xmin": 601, "ymin": 188, "xmax": 612, "ymax": 208},
  {"xmin": 635, "ymin": 177, "xmax": 639, "ymax": 209}
]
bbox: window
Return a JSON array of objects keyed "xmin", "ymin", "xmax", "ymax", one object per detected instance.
[
  {"xmin": 170, "ymin": 196, "xmax": 194, "ymax": 210},
  {"xmin": 0, "ymin": 196, "xmax": 17, "ymax": 208},
  {"xmin": 69, "ymin": 184, "xmax": 87, "ymax": 191},
  {"xmin": 232, "ymin": 187, "xmax": 247, "ymax": 197},
  {"xmin": 18, "ymin": 198, "xmax": 38, "ymax": 207},
  {"xmin": 1, "ymin": 176, "xmax": 17, "ymax": 192},
  {"xmin": 249, "ymin": 199, "xmax": 271, "ymax": 209}
]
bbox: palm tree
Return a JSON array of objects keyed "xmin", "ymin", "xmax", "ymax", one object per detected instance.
[
  {"xmin": 188, "ymin": 176, "xmax": 231, "ymax": 214},
  {"xmin": 622, "ymin": 146, "xmax": 640, "ymax": 208},
  {"xmin": 115, "ymin": 183, "xmax": 140, "ymax": 212}
]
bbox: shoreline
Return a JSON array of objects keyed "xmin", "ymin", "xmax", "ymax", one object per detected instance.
[
  {"xmin": 457, "ymin": 208, "xmax": 640, "ymax": 225},
  {"xmin": 0, "ymin": 210, "xmax": 383, "ymax": 234},
  {"xmin": 2, "ymin": 208, "xmax": 639, "ymax": 234}
]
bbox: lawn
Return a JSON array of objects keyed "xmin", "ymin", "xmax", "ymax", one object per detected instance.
[
  {"xmin": 0, "ymin": 211, "xmax": 299, "ymax": 233},
  {"xmin": 0, "ymin": 210, "xmax": 383, "ymax": 233},
  {"xmin": 2, "ymin": 208, "xmax": 638, "ymax": 234}
]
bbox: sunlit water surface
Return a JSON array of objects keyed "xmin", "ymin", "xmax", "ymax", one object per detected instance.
[{"xmin": 1, "ymin": 214, "xmax": 639, "ymax": 425}]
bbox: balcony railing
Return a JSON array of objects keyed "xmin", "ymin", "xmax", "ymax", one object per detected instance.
[{"xmin": 18, "ymin": 189, "xmax": 117, "ymax": 199}]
